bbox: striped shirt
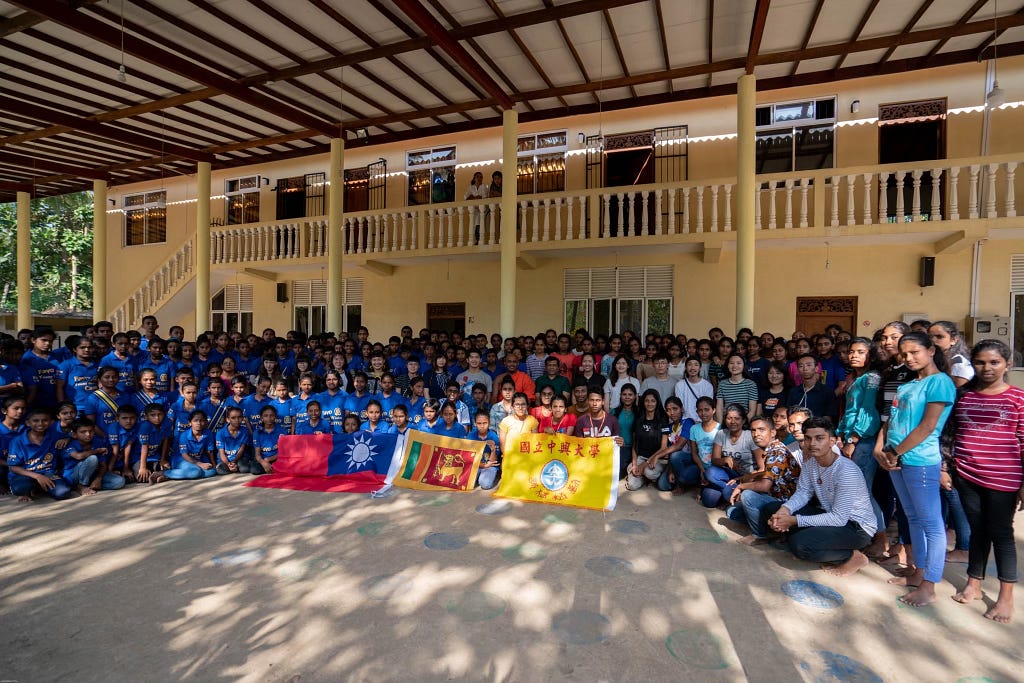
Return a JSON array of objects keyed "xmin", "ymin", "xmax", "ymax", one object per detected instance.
[
  {"xmin": 716, "ymin": 378, "xmax": 759, "ymax": 410},
  {"xmin": 953, "ymin": 387, "xmax": 1024, "ymax": 492},
  {"xmin": 785, "ymin": 454, "xmax": 877, "ymax": 536}
]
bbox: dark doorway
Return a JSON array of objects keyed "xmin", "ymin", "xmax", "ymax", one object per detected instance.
[
  {"xmin": 276, "ymin": 172, "xmax": 326, "ymax": 220},
  {"xmin": 426, "ymin": 302, "xmax": 465, "ymax": 337},
  {"xmin": 605, "ymin": 147, "xmax": 655, "ymax": 236},
  {"xmin": 878, "ymin": 102, "xmax": 946, "ymax": 222}
]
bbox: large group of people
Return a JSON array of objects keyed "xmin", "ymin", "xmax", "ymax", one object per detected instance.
[{"xmin": 1, "ymin": 315, "xmax": 1021, "ymax": 622}]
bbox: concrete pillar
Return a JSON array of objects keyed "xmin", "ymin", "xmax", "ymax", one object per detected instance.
[
  {"xmin": 92, "ymin": 180, "xmax": 107, "ymax": 323},
  {"xmin": 195, "ymin": 161, "xmax": 211, "ymax": 337},
  {"xmin": 327, "ymin": 138, "xmax": 345, "ymax": 334},
  {"xmin": 735, "ymin": 74, "xmax": 756, "ymax": 332},
  {"xmin": 16, "ymin": 191, "xmax": 31, "ymax": 331},
  {"xmin": 499, "ymin": 109, "xmax": 518, "ymax": 337}
]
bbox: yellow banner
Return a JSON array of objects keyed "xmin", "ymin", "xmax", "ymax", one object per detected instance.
[
  {"xmin": 493, "ymin": 432, "xmax": 619, "ymax": 511},
  {"xmin": 392, "ymin": 430, "xmax": 486, "ymax": 492}
]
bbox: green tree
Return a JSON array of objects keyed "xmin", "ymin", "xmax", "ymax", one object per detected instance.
[{"xmin": 0, "ymin": 191, "xmax": 94, "ymax": 312}]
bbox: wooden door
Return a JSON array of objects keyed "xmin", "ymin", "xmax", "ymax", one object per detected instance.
[{"xmin": 795, "ymin": 297, "xmax": 858, "ymax": 337}]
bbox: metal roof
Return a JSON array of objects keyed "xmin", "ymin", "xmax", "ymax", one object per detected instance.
[{"xmin": 1, "ymin": 0, "xmax": 1022, "ymax": 200}]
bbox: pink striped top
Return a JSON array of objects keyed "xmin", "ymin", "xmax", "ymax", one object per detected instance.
[{"xmin": 953, "ymin": 387, "xmax": 1024, "ymax": 492}]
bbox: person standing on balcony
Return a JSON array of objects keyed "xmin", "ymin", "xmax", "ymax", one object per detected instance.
[
  {"xmin": 488, "ymin": 171, "xmax": 502, "ymax": 198},
  {"xmin": 464, "ymin": 171, "xmax": 488, "ymax": 245}
]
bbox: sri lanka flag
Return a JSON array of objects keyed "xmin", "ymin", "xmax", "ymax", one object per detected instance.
[
  {"xmin": 246, "ymin": 432, "xmax": 399, "ymax": 493},
  {"xmin": 391, "ymin": 430, "xmax": 485, "ymax": 492}
]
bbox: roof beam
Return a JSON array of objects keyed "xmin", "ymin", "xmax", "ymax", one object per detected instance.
[
  {"xmin": 9, "ymin": 0, "xmax": 339, "ymax": 138},
  {"xmin": 0, "ymin": 95, "xmax": 214, "ymax": 162},
  {"xmin": 746, "ymin": 0, "xmax": 771, "ymax": 74},
  {"xmin": 706, "ymin": 0, "xmax": 715, "ymax": 88},
  {"xmin": 975, "ymin": 8, "xmax": 1024, "ymax": 61},
  {"xmin": 880, "ymin": 0, "xmax": 936, "ymax": 63},
  {"xmin": 483, "ymin": 0, "xmax": 568, "ymax": 108},
  {"xmin": 927, "ymin": 0, "xmax": 987, "ymax": 58},
  {"xmin": 789, "ymin": 0, "xmax": 824, "ymax": 76},
  {"xmin": 542, "ymin": 0, "xmax": 600, "ymax": 104},
  {"xmin": 602, "ymin": 9, "xmax": 638, "ymax": 99},
  {"xmin": 0, "ymin": 151, "xmax": 108, "ymax": 181},
  {"xmin": 834, "ymin": 0, "xmax": 879, "ymax": 70},
  {"xmin": 654, "ymin": 0, "xmax": 672, "ymax": 92},
  {"xmin": 387, "ymin": 0, "xmax": 514, "ymax": 109},
  {"xmin": 0, "ymin": 181, "xmax": 34, "ymax": 194}
]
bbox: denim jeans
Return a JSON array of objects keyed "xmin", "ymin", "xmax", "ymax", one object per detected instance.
[
  {"xmin": 851, "ymin": 439, "xmax": 885, "ymax": 534},
  {"xmin": 941, "ymin": 487, "xmax": 971, "ymax": 551},
  {"xmin": 738, "ymin": 489, "xmax": 784, "ymax": 538},
  {"xmin": 477, "ymin": 464, "xmax": 501, "ymax": 490},
  {"xmin": 67, "ymin": 455, "xmax": 126, "ymax": 490},
  {"xmin": 955, "ymin": 475, "xmax": 1018, "ymax": 583},
  {"xmin": 9, "ymin": 473, "xmax": 74, "ymax": 499},
  {"xmin": 701, "ymin": 465, "xmax": 739, "ymax": 508},
  {"xmin": 890, "ymin": 464, "xmax": 945, "ymax": 584},
  {"xmin": 164, "ymin": 461, "xmax": 217, "ymax": 479},
  {"xmin": 658, "ymin": 450, "xmax": 702, "ymax": 491}
]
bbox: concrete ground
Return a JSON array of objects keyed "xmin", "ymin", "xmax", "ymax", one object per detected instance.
[{"xmin": 0, "ymin": 477, "xmax": 1021, "ymax": 683}]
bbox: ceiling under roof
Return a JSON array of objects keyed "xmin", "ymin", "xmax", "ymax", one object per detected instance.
[{"xmin": 1, "ymin": 0, "xmax": 1023, "ymax": 201}]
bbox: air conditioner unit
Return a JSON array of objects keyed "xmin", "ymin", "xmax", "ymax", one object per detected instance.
[{"xmin": 965, "ymin": 316, "xmax": 1012, "ymax": 347}]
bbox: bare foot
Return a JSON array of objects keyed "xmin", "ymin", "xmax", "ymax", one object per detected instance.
[
  {"xmin": 671, "ymin": 487, "xmax": 686, "ymax": 496},
  {"xmin": 890, "ymin": 565, "xmax": 918, "ymax": 577},
  {"xmin": 899, "ymin": 583, "xmax": 937, "ymax": 607},
  {"xmin": 823, "ymin": 550, "xmax": 869, "ymax": 577},
  {"xmin": 888, "ymin": 568, "xmax": 923, "ymax": 587},
  {"xmin": 985, "ymin": 601, "xmax": 1014, "ymax": 623},
  {"xmin": 78, "ymin": 486, "xmax": 96, "ymax": 496},
  {"xmin": 737, "ymin": 535, "xmax": 772, "ymax": 546},
  {"xmin": 17, "ymin": 494, "xmax": 32, "ymax": 503},
  {"xmin": 952, "ymin": 579, "xmax": 983, "ymax": 604},
  {"xmin": 946, "ymin": 549, "xmax": 969, "ymax": 563}
]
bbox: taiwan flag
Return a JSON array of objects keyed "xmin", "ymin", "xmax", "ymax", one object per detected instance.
[{"xmin": 246, "ymin": 432, "xmax": 400, "ymax": 493}]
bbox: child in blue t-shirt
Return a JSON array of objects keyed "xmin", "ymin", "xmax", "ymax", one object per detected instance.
[
  {"xmin": 241, "ymin": 377, "xmax": 272, "ymax": 432},
  {"xmin": 165, "ymin": 410, "xmax": 216, "ymax": 480},
  {"xmin": 215, "ymin": 407, "xmax": 253, "ymax": 474},
  {"xmin": 294, "ymin": 400, "xmax": 334, "ymax": 435},
  {"xmin": 290, "ymin": 374, "xmax": 318, "ymax": 432},
  {"xmin": 108, "ymin": 404, "xmax": 141, "ymax": 481},
  {"xmin": 62, "ymin": 417, "xmax": 125, "ymax": 494},
  {"xmin": 252, "ymin": 405, "xmax": 287, "ymax": 475},
  {"xmin": 198, "ymin": 378, "xmax": 229, "ymax": 432},
  {"xmin": 469, "ymin": 410, "xmax": 502, "ymax": 490},
  {"xmin": 138, "ymin": 403, "xmax": 173, "ymax": 484},
  {"xmin": 360, "ymin": 400, "xmax": 388, "ymax": 433},
  {"xmin": 7, "ymin": 408, "xmax": 73, "ymax": 501},
  {"xmin": 270, "ymin": 381, "xmax": 295, "ymax": 433}
]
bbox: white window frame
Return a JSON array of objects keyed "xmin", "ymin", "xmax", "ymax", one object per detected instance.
[
  {"xmin": 122, "ymin": 190, "xmax": 166, "ymax": 246},
  {"xmin": 755, "ymin": 96, "xmax": 837, "ymax": 174},
  {"xmin": 407, "ymin": 146, "xmax": 457, "ymax": 205},
  {"xmin": 563, "ymin": 266, "xmax": 673, "ymax": 337},
  {"xmin": 517, "ymin": 130, "xmax": 567, "ymax": 194},
  {"xmin": 224, "ymin": 175, "xmax": 262, "ymax": 225},
  {"xmin": 292, "ymin": 278, "xmax": 364, "ymax": 335}
]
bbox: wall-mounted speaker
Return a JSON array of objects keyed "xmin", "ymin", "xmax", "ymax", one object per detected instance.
[
  {"xmin": 919, "ymin": 257, "xmax": 935, "ymax": 288},
  {"xmin": 276, "ymin": 283, "xmax": 288, "ymax": 302}
]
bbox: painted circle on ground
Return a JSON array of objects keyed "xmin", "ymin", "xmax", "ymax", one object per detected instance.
[
  {"xmin": 799, "ymin": 651, "xmax": 883, "ymax": 683},
  {"xmin": 502, "ymin": 542, "xmax": 548, "ymax": 563},
  {"xmin": 274, "ymin": 558, "xmax": 335, "ymax": 581},
  {"xmin": 211, "ymin": 548, "xmax": 266, "ymax": 566},
  {"xmin": 684, "ymin": 527, "xmax": 726, "ymax": 543},
  {"xmin": 584, "ymin": 556, "xmax": 634, "ymax": 578},
  {"xmin": 665, "ymin": 629, "xmax": 730, "ymax": 670},
  {"xmin": 956, "ymin": 678, "xmax": 1001, "ymax": 683},
  {"xmin": 424, "ymin": 532, "xmax": 469, "ymax": 550},
  {"xmin": 552, "ymin": 610, "xmax": 610, "ymax": 645},
  {"xmin": 446, "ymin": 591, "xmax": 507, "ymax": 622},
  {"xmin": 543, "ymin": 510, "xmax": 578, "ymax": 525},
  {"xmin": 419, "ymin": 493, "xmax": 453, "ymax": 507},
  {"xmin": 357, "ymin": 520, "xmax": 388, "ymax": 536},
  {"xmin": 476, "ymin": 500, "xmax": 513, "ymax": 515},
  {"xmin": 301, "ymin": 512, "xmax": 338, "ymax": 527},
  {"xmin": 781, "ymin": 580, "xmax": 845, "ymax": 610},
  {"xmin": 362, "ymin": 573, "xmax": 411, "ymax": 600},
  {"xmin": 610, "ymin": 519, "xmax": 650, "ymax": 535}
]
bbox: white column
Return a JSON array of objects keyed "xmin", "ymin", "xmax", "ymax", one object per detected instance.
[
  {"xmin": 327, "ymin": 138, "xmax": 345, "ymax": 333},
  {"xmin": 500, "ymin": 109, "xmax": 518, "ymax": 337},
  {"xmin": 195, "ymin": 162, "xmax": 211, "ymax": 337}
]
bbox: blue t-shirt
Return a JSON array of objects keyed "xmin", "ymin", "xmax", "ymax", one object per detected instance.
[
  {"xmin": 886, "ymin": 372, "xmax": 956, "ymax": 467},
  {"xmin": 20, "ymin": 351, "xmax": 60, "ymax": 408},
  {"xmin": 430, "ymin": 421, "xmax": 468, "ymax": 439},
  {"xmin": 83, "ymin": 390, "xmax": 127, "ymax": 434},
  {"xmin": 231, "ymin": 353, "xmax": 261, "ymax": 378},
  {"xmin": 99, "ymin": 352, "xmax": 138, "ymax": 392},
  {"xmin": 215, "ymin": 426, "xmax": 251, "ymax": 463},
  {"xmin": 138, "ymin": 358, "xmax": 176, "ymax": 393},
  {"xmin": 468, "ymin": 428, "xmax": 500, "ymax": 457},
  {"xmin": 168, "ymin": 398, "xmax": 200, "ymax": 433},
  {"xmin": 0, "ymin": 363, "xmax": 23, "ymax": 399},
  {"xmin": 7, "ymin": 430, "xmax": 61, "ymax": 478},
  {"xmin": 108, "ymin": 421, "xmax": 141, "ymax": 465},
  {"xmin": 174, "ymin": 429, "xmax": 214, "ymax": 468},
  {"xmin": 290, "ymin": 395, "xmax": 318, "ymax": 430},
  {"xmin": 270, "ymin": 398, "xmax": 295, "ymax": 431},
  {"xmin": 58, "ymin": 359, "xmax": 99, "ymax": 412},
  {"xmin": 315, "ymin": 390, "xmax": 348, "ymax": 429},
  {"xmin": 252, "ymin": 426, "xmax": 288, "ymax": 461},
  {"xmin": 406, "ymin": 397, "xmax": 426, "ymax": 425},
  {"xmin": 130, "ymin": 390, "xmax": 171, "ymax": 417},
  {"xmin": 198, "ymin": 398, "xmax": 229, "ymax": 431},
  {"xmin": 61, "ymin": 435, "xmax": 108, "ymax": 479},
  {"xmin": 295, "ymin": 419, "xmax": 334, "ymax": 435},
  {"xmin": 689, "ymin": 422, "xmax": 721, "ymax": 467},
  {"xmin": 241, "ymin": 394, "xmax": 272, "ymax": 431},
  {"xmin": 344, "ymin": 393, "xmax": 374, "ymax": 421},
  {"xmin": 377, "ymin": 392, "xmax": 408, "ymax": 425},
  {"xmin": 139, "ymin": 419, "xmax": 173, "ymax": 462},
  {"xmin": 359, "ymin": 420, "xmax": 389, "ymax": 433}
]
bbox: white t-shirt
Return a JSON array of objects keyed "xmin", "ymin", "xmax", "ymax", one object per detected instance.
[
  {"xmin": 675, "ymin": 377, "xmax": 715, "ymax": 422},
  {"xmin": 603, "ymin": 376, "xmax": 640, "ymax": 411}
]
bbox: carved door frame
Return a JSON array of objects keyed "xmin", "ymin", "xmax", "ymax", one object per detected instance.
[{"xmin": 795, "ymin": 296, "xmax": 858, "ymax": 337}]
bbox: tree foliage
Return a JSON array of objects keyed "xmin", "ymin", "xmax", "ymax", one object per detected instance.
[{"xmin": 0, "ymin": 191, "xmax": 94, "ymax": 312}]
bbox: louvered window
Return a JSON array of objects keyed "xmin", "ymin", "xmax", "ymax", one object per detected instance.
[
  {"xmin": 293, "ymin": 278, "xmax": 363, "ymax": 335},
  {"xmin": 564, "ymin": 266, "xmax": 673, "ymax": 337},
  {"xmin": 211, "ymin": 284, "xmax": 253, "ymax": 335}
]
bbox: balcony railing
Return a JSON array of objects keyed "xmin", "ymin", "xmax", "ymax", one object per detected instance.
[{"xmin": 206, "ymin": 153, "xmax": 1024, "ymax": 266}]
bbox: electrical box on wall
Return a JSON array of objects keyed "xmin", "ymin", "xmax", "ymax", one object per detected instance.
[{"xmin": 965, "ymin": 316, "xmax": 1012, "ymax": 348}]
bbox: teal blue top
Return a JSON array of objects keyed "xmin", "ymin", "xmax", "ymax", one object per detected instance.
[
  {"xmin": 837, "ymin": 371, "xmax": 881, "ymax": 440},
  {"xmin": 886, "ymin": 372, "xmax": 956, "ymax": 467}
]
